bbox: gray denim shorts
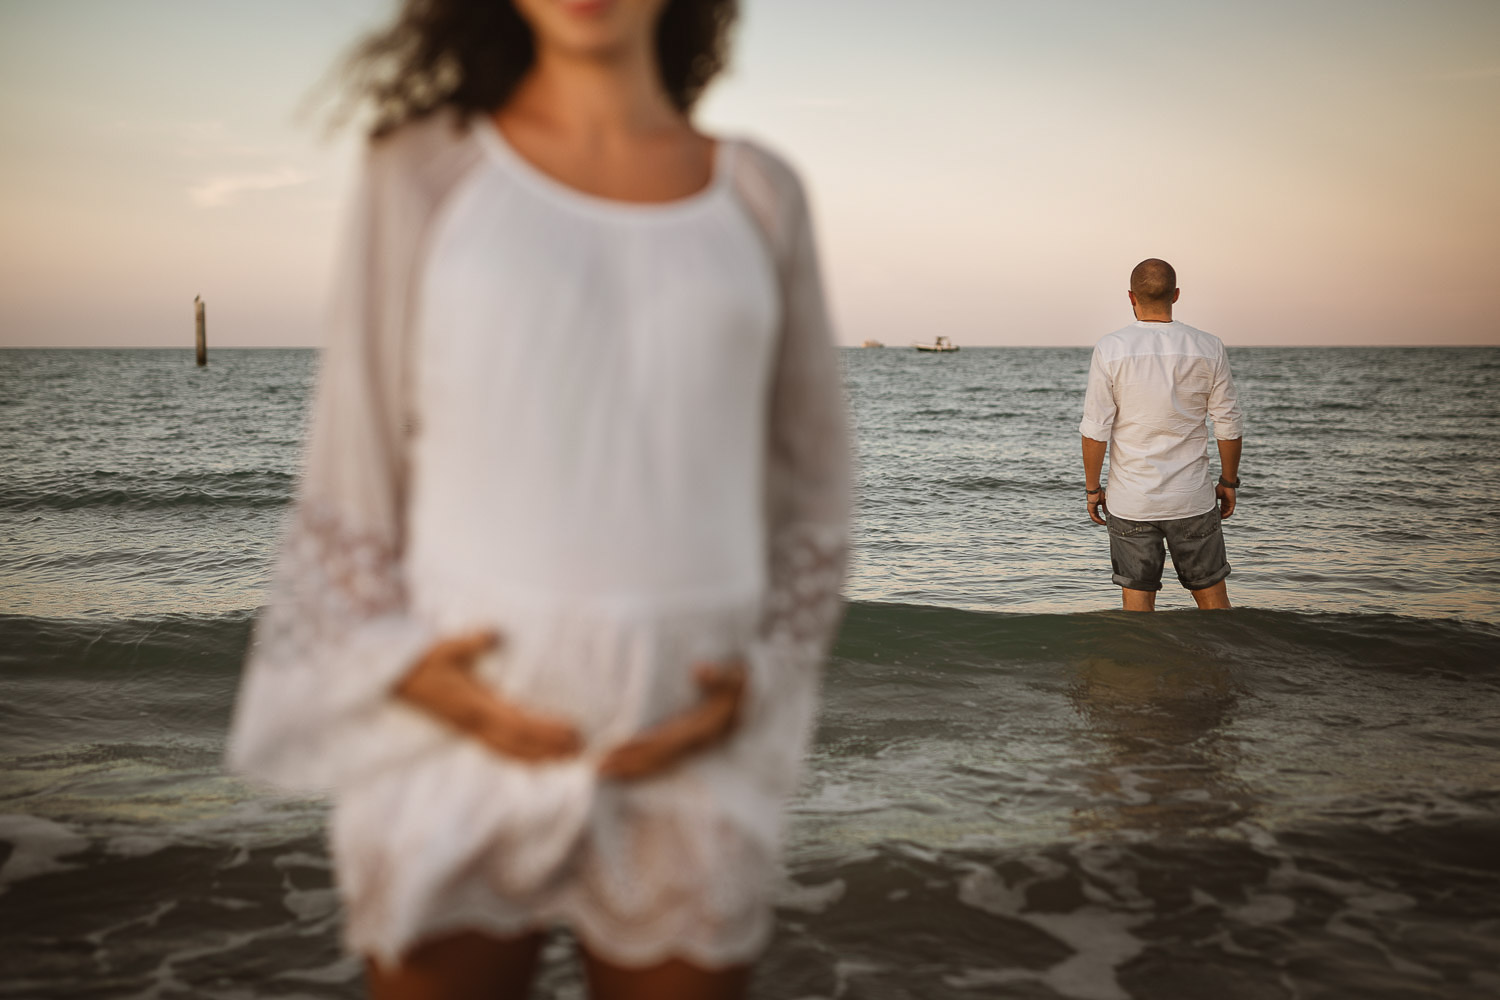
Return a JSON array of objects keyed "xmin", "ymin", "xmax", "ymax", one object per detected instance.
[{"xmin": 1106, "ymin": 507, "xmax": 1231, "ymax": 592}]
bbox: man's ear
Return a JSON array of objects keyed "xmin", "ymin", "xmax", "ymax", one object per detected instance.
[
  {"xmin": 1128, "ymin": 290, "xmax": 1138, "ymax": 306},
  {"xmin": 1172, "ymin": 288, "xmax": 1181, "ymax": 303}
]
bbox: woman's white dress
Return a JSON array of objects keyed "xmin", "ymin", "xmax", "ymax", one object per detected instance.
[{"xmin": 227, "ymin": 112, "xmax": 850, "ymax": 968}]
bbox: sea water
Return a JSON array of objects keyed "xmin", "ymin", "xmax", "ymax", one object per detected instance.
[{"xmin": 2, "ymin": 347, "xmax": 1498, "ymax": 998}]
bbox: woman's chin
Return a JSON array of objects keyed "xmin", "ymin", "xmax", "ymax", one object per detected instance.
[
  {"xmin": 519, "ymin": 0, "xmax": 648, "ymax": 54},
  {"xmin": 557, "ymin": 0, "xmax": 619, "ymax": 16},
  {"xmin": 519, "ymin": 0, "xmax": 662, "ymax": 59}
]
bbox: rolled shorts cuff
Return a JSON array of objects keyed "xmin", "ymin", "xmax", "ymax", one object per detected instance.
[
  {"xmin": 1178, "ymin": 561, "xmax": 1231, "ymax": 593},
  {"xmin": 1110, "ymin": 572, "xmax": 1163, "ymax": 592}
]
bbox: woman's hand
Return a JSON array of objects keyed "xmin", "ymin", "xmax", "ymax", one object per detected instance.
[
  {"xmin": 396, "ymin": 631, "xmax": 582, "ymax": 764},
  {"xmin": 598, "ymin": 662, "xmax": 747, "ymax": 781}
]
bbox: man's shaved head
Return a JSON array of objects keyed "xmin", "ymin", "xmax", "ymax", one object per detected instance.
[{"xmin": 1130, "ymin": 258, "xmax": 1177, "ymax": 305}]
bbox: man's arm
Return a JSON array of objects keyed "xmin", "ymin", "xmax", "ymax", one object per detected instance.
[
  {"xmin": 1083, "ymin": 436, "xmax": 1109, "ymax": 525},
  {"xmin": 1079, "ymin": 346, "xmax": 1115, "ymax": 526},
  {"xmin": 1216, "ymin": 437, "xmax": 1241, "ymax": 519},
  {"xmin": 1208, "ymin": 344, "xmax": 1244, "ymax": 520}
]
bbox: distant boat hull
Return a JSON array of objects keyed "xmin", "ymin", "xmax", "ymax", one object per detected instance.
[{"xmin": 914, "ymin": 343, "xmax": 959, "ymax": 352}]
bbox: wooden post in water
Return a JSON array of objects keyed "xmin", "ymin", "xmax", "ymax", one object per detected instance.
[{"xmin": 194, "ymin": 295, "xmax": 207, "ymax": 366}]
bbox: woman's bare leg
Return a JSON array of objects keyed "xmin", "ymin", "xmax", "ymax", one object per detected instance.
[
  {"xmin": 581, "ymin": 947, "xmax": 750, "ymax": 1000},
  {"xmin": 366, "ymin": 930, "xmax": 545, "ymax": 1000}
]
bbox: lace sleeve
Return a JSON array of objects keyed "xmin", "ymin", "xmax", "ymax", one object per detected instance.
[
  {"xmin": 759, "ymin": 524, "xmax": 848, "ymax": 665},
  {"xmin": 226, "ymin": 133, "xmax": 455, "ymax": 792},
  {"xmin": 732, "ymin": 148, "xmax": 852, "ymax": 791},
  {"xmin": 228, "ymin": 503, "xmax": 438, "ymax": 791},
  {"xmin": 761, "ymin": 154, "xmax": 851, "ymax": 663}
]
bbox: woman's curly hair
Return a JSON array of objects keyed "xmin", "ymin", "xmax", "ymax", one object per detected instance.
[{"xmin": 344, "ymin": 0, "xmax": 738, "ymax": 136}]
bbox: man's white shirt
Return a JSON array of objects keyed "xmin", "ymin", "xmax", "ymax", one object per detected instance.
[{"xmin": 1079, "ymin": 319, "xmax": 1243, "ymax": 521}]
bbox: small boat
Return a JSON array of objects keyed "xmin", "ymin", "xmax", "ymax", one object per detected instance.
[
  {"xmin": 914, "ymin": 336, "xmax": 959, "ymax": 352},
  {"xmin": 861, "ymin": 339, "xmax": 885, "ymax": 348}
]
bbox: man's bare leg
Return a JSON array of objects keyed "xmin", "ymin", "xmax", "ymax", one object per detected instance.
[
  {"xmin": 367, "ymin": 930, "xmax": 544, "ymax": 1000},
  {"xmin": 1121, "ymin": 588, "xmax": 1157, "ymax": 612},
  {"xmin": 582, "ymin": 947, "xmax": 750, "ymax": 1000},
  {"xmin": 1191, "ymin": 581, "xmax": 1231, "ymax": 610}
]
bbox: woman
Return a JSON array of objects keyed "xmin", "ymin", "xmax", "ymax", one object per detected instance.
[{"xmin": 227, "ymin": 0, "xmax": 850, "ymax": 997}]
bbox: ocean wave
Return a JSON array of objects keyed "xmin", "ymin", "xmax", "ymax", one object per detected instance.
[
  {"xmin": 3, "ymin": 602, "xmax": 1496, "ymax": 685},
  {"xmin": 834, "ymin": 602, "xmax": 1500, "ymax": 683},
  {"xmin": 0, "ymin": 471, "xmax": 295, "ymax": 512},
  {"xmin": 0, "ymin": 611, "xmax": 255, "ymax": 678}
]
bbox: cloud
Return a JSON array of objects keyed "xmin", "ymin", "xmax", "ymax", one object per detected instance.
[{"xmin": 189, "ymin": 168, "xmax": 311, "ymax": 207}]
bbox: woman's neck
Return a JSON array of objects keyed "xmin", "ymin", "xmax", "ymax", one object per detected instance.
[
  {"xmin": 491, "ymin": 32, "xmax": 710, "ymax": 204},
  {"xmin": 505, "ymin": 41, "xmax": 682, "ymax": 138}
]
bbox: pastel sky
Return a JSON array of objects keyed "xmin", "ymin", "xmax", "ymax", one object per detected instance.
[{"xmin": 1, "ymin": 0, "xmax": 1496, "ymax": 348}]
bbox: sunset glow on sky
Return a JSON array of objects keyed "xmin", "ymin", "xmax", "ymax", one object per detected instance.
[{"xmin": 1, "ymin": 0, "xmax": 1496, "ymax": 347}]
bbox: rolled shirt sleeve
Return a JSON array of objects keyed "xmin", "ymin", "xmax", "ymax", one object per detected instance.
[
  {"xmin": 1078, "ymin": 346, "xmax": 1116, "ymax": 442},
  {"xmin": 1208, "ymin": 346, "xmax": 1244, "ymax": 440}
]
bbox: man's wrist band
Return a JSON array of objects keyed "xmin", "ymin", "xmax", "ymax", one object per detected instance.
[
  {"xmin": 1218, "ymin": 476, "xmax": 1240, "ymax": 489},
  {"xmin": 1086, "ymin": 486, "xmax": 1103, "ymax": 496}
]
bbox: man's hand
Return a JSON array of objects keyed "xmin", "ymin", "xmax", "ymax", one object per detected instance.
[
  {"xmin": 1082, "ymin": 436, "xmax": 1109, "ymax": 526},
  {"xmin": 598, "ymin": 662, "xmax": 747, "ymax": 781},
  {"xmin": 1088, "ymin": 489, "xmax": 1108, "ymax": 526},
  {"xmin": 1216, "ymin": 484, "xmax": 1236, "ymax": 519},
  {"xmin": 396, "ymin": 631, "xmax": 582, "ymax": 764}
]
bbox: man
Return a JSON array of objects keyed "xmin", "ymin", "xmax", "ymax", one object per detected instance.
[{"xmin": 1080, "ymin": 258, "xmax": 1243, "ymax": 611}]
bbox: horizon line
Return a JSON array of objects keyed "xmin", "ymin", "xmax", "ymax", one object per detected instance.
[{"xmin": 4, "ymin": 343, "xmax": 1498, "ymax": 351}]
